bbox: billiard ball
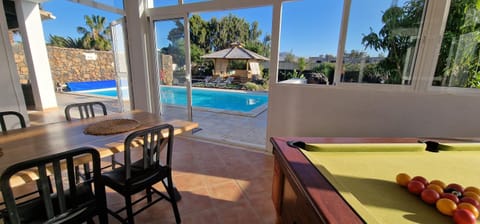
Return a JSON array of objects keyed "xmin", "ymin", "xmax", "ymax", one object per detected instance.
[
  {"xmin": 421, "ymin": 189, "xmax": 440, "ymax": 204},
  {"xmin": 396, "ymin": 173, "xmax": 411, "ymax": 187},
  {"xmin": 453, "ymin": 209, "xmax": 476, "ymax": 224},
  {"xmin": 412, "ymin": 176, "xmax": 429, "ymax": 187},
  {"xmin": 408, "ymin": 180, "xmax": 426, "ymax": 195},
  {"xmin": 465, "ymin": 186, "xmax": 480, "ymax": 195},
  {"xmin": 451, "ymin": 190, "xmax": 463, "ymax": 198},
  {"xmin": 460, "ymin": 197, "xmax": 480, "ymax": 210},
  {"xmin": 436, "ymin": 198, "xmax": 457, "ymax": 216},
  {"xmin": 446, "ymin": 183, "xmax": 465, "ymax": 194},
  {"xmin": 463, "ymin": 191, "xmax": 480, "ymax": 203},
  {"xmin": 441, "ymin": 193, "xmax": 460, "ymax": 204}
]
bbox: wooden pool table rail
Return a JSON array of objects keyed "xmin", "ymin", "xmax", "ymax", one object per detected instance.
[{"xmin": 271, "ymin": 137, "xmax": 422, "ymax": 224}]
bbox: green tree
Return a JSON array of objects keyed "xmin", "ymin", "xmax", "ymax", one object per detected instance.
[
  {"xmin": 347, "ymin": 50, "xmax": 367, "ymax": 59},
  {"xmin": 283, "ymin": 51, "xmax": 296, "ymax": 63},
  {"xmin": 77, "ymin": 15, "xmax": 111, "ymax": 51},
  {"xmin": 297, "ymin": 57, "xmax": 308, "ymax": 74},
  {"xmin": 48, "ymin": 35, "xmax": 84, "ymax": 48},
  {"xmin": 362, "ymin": 0, "xmax": 480, "ymax": 87},
  {"xmin": 189, "ymin": 14, "xmax": 210, "ymax": 51},
  {"xmin": 361, "ymin": 0, "xmax": 424, "ymax": 84},
  {"xmin": 162, "ymin": 14, "xmax": 270, "ymax": 67},
  {"xmin": 435, "ymin": 0, "xmax": 480, "ymax": 88}
]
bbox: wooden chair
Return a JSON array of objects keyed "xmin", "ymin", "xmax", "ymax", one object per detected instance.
[
  {"xmin": 0, "ymin": 111, "xmax": 26, "ymax": 133},
  {"xmin": 64, "ymin": 102, "xmax": 119, "ymax": 174},
  {"xmin": 0, "ymin": 147, "xmax": 108, "ymax": 224},
  {"xmin": 64, "ymin": 101, "xmax": 107, "ymax": 121},
  {"xmin": 102, "ymin": 124, "xmax": 181, "ymax": 224}
]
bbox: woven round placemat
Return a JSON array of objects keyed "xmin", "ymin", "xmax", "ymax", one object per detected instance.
[{"xmin": 84, "ymin": 119, "xmax": 140, "ymax": 135}]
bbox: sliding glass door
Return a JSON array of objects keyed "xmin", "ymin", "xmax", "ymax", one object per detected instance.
[
  {"xmin": 151, "ymin": 17, "xmax": 191, "ymax": 121},
  {"xmin": 110, "ymin": 18, "xmax": 131, "ymax": 112}
]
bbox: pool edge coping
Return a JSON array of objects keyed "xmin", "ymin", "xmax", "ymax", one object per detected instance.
[{"xmin": 64, "ymin": 87, "xmax": 268, "ymax": 117}]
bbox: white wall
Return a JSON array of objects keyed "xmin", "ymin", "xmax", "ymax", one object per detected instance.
[
  {"xmin": 267, "ymin": 84, "xmax": 480, "ymax": 142},
  {"xmin": 0, "ymin": 1, "xmax": 29, "ymax": 127}
]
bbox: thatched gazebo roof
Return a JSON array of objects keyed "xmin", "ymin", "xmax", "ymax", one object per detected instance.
[
  {"xmin": 201, "ymin": 42, "xmax": 269, "ymax": 61},
  {"xmin": 200, "ymin": 42, "xmax": 269, "ymax": 82}
]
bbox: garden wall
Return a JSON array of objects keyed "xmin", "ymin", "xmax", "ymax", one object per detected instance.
[{"xmin": 12, "ymin": 44, "xmax": 115, "ymax": 84}]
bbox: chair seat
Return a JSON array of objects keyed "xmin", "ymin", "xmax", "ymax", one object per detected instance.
[
  {"xmin": 102, "ymin": 124, "xmax": 180, "ymax": 223},
  {"xmin": 102, "ymin": 159, "xmax": 170, "ymax": 195},
  {"xmin": 2, "ymin": 183, "xmax": 96, "ymax": 224}
]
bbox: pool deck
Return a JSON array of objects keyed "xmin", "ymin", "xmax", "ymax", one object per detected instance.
[{"xmin": 28, "ymin": 92, "xmax": 268, "ymax": 150}]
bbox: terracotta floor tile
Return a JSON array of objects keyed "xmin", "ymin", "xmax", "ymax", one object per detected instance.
[
  {"xmin": 207, "ymin": 180, "xmax": 249, "ymax": 209},
  {"xmin": 177, "ymin": 187, "xmax": 215, "ymax": 215},
  {"xmin": 174, "ymin": 172, "xmax": 208, "ymax": 190},
  {"xmin": 246, "ymin": 191, "xmax": 278, "ymax": 224},
  {"xmin": 214, "ymin": 203, "xmax": 263, "ymax": 224},
  {"xmin": 4, "ymin": 137, "xmax": 276, "ymax": 224},
  {"xmin": 181, "ymin": 209, "xmax": 219, "ymax": 224}
]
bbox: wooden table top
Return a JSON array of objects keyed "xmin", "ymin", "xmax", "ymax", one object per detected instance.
[{"xmin": 0, "ymin": 110, "xmax": 198, "ymax": 187}]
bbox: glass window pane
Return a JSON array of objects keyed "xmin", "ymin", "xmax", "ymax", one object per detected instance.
[
  {"xmin": 191, "ymin": 7, "xmax": 272, "ymax": 89},
  {"xmin": 433, "ymin": 1, "xmax": 480, "ymax": 88},
  {"xmin": 279, "ymin": 0, "xmax": 343, "ymax": 85},
  {"xmin": 92, "ymin": 0, "xmax": 124, "ymax": 10},
  {"xmin": 153, "ymin": 0, "xmax": 178, "ymax": 8},
  {"xmin": 154, "ymin": 19, "xmax": 188, "ymax": 120},
  {"xmin": 343, "ymin": 0, "xmax": 425, "ymax": 85}
]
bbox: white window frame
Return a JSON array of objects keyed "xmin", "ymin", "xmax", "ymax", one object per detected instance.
[{"xmin": 145, "ymin": 0, "xmax": 479, "ymax": 97}]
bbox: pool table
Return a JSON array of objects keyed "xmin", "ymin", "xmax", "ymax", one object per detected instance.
[{"xmin": 271, "ymin": 137, "xmax": 480, "ymax": 224}]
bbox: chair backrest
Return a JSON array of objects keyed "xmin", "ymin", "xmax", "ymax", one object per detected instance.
[
  {"xmin": 123, "ymin": 124, "xmax": 174, "ymax": 180},
  {"xmin": 64, "ymin": 102, "xmax": 107, "ymax": 121},
  {"xmin": 0, "ymin": 147, "xmax": 107, "ymax": 224},
  {"xmin": 0, "ymin": 111, "xmax": 26, "ymax": 133}
]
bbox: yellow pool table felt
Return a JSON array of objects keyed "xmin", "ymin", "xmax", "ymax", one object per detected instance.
[{"xmin": 301, "ymin": 143, "xmax": 480, "ymax": 224}]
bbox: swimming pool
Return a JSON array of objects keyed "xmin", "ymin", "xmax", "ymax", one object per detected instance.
[{"xmin": 77, "ymin": 86, "xmax": 268, "ymax": 115}]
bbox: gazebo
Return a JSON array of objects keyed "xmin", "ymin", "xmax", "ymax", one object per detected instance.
[{"xmin": 201, "ymin": 42, "xmax": 269, "ymax": 83}]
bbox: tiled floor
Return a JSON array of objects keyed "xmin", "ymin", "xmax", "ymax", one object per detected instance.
[
  {"xmin": 25, "ymin": 98, "xmax": 277, "ymax": 224},
  {"xmin": 105, "ymin": 138, "xmax": 276, "ymax": 224}
]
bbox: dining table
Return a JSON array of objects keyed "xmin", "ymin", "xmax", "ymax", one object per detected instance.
[{"xmin": 0, "ymin": 110, "xmax": 199, "ymax": 188}]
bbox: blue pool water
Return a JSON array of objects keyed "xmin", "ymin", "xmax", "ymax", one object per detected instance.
[{"xmin": 78, "ymin": 86, "xmax": 268, "ymax": 113}]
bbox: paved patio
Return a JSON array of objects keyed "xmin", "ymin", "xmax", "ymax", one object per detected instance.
[{"xmin": 28, "ymin": 93, "xmax": 268, "ymax": 150}]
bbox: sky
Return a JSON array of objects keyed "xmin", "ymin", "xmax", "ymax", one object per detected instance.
[{"xmin": 40, "ymin": 0, "xmax": 399, "ymax": 57}]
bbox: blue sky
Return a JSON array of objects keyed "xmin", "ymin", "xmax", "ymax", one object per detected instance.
[{"xmin": 41, "ymin": 0, "xmax": 396, "ymax": 57}]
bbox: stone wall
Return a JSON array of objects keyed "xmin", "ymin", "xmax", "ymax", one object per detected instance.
[{"xmin": 13, "ymin": 44, "xmax": 115, "ymax": 84}]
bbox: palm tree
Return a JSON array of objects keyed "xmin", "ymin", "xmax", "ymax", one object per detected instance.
[
  {"xmin": 77, "ymin": 15, "xmax": 111, "ymax": 51},
  {"xmin": 48, "ymin": 35, "xmax": 83, "ymax": 48}
]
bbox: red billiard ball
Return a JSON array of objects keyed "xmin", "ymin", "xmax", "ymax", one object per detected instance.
[
  {"xmin": 412, "ymin": 176, "xmax": 429, "ymax": 187},
  {"xmin": 441, "ymin": 193, "xmax": 460, "ymax": 204},
  {"xmin": 421, "ymin": 189, "xmax": 440, "ymax": 204},
  {"xmin": 453, "ymin": 209, "xmax": 476, "ymax": 224},
  {"xmin": 408, "ymin": 180, "xmax": 426, "ymax": 195},
  {"xmin": 460, "ymin": 197, "xmax": 480, "ymax": 209}
]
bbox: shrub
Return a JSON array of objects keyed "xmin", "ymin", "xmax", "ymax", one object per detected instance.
[{"xmin": 244, "ymin": 82, "xmax": 260, "ymax": 91}]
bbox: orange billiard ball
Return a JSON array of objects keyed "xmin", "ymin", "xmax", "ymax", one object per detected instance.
[
  {"xmin": 465, "ymin": 186, "xmax": 480, "ymax": 195},
  {"xmin": 396, "ymin": 173, "xmax": 411, "ymax": 187},
  {"xmin": 436, "ymin": 198, "xmax": 457, "ymax": 216},
  {"xmin": 430, "ymin": 180, "xmax": 447, "ymax": 189}
]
